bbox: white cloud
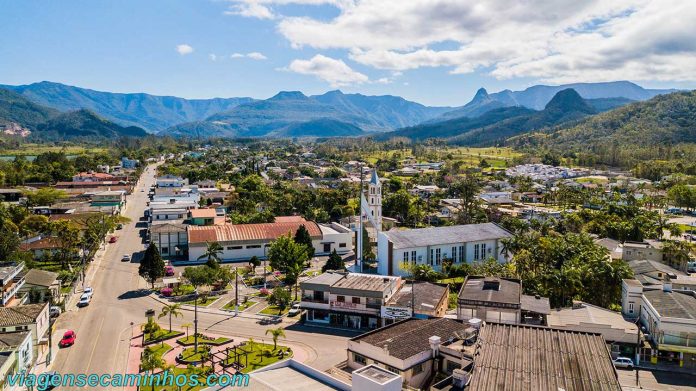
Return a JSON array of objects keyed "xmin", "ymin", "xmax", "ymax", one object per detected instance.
[
  {"xmin": 230, "ymin": 52, "xmax": 268, "ymax": 60},
  {"xmin": 209, "ymin": 53, "xmax": 218, "ymax": 61},
  {"xmin": 247, "ymin": 52, "xmax": 268, "ymax": 60},
  {"xmin": 286, "ymin": 54, "xmax": 368, "ymax": 87},
  {"xmin": 224, "ymin": 2, "xmax": 275, "ymax": 19},
  {"xmin": 176, "ymin": 44, "xmax": 194, "ymax": 55},
  {"xmin": 231, "ymin": 0, "xmax": 696, "ymax": 83}
]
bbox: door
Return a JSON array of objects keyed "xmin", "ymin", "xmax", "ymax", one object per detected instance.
[{"xmin": 323, "ymin": 243, "xmax": 331, "ymax": 253}]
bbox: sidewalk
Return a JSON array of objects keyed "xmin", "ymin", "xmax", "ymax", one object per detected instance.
[{"xmin": 149, "ymin": 292, "xmax": 278, "ymax": 322}]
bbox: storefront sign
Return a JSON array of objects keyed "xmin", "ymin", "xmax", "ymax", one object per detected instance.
[{"xmin": 381, "ymin": 306, "xmax": 412, "ymax": 319}]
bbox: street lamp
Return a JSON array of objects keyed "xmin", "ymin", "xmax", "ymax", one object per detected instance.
[
  {"xmin": 193, "ymin": 289, "xmax": 199, "ymax": 352},
  {"xmin": 234, "ymin": 267, "xmax": 239, "ymax": 316}
]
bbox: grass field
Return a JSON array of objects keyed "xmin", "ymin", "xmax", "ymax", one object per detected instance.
[
  {"xmin": 223, "ymin": 300, "xmax": 258, "ymax": 312},
  {"xmin": 177, "ymin": 335, "xmax": 232, "ymax": 346},
  {"xmin": 224, "ymin": 343, "xmax": 292, "ymax": 373},
  {"xmin": 259, "ymin": 305, "xmax": 289, "ymax": 316},
  {"xmin": 0, "ymin": 144, "xmax": 106, "ymax": 156},
  {"xmin": 181, "ymin": 297, "xmax": 218, "ymax": 307},
  {"xmin": 362, "ymin": 147, "xmax": 521, "ymax": 170}
]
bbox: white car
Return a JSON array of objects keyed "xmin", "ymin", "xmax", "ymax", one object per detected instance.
[
  {"xmin": 121, "ymin": 254, "xmax": 131, "ymax": 262},
  {"xmin": 49, "ymin": 306, "xmax": 62, "ymax": 318},
  {"xmin": 77, "ymin": 294, "xmax": 91, "ymax": 307},
  {"xmin": 83, "ymin": 287, "xmax": 93, "ymax": 297},
  {"xmin": 288, "ymin": 303, "xmax": 302, "ymax": 317},
  {"xmin": 613, "ymin": 357, "xmax": 634, "ymax": 369}
]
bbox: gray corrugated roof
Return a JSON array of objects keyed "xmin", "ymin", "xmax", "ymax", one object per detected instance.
[
  {"xmin": 24, "ymin": 269, "xmax": 59, "ymax": 287},
  {"xmin": 0, "ymin": 332, "xmax": 30, "ymax": 348},
  {"xmin": 387, "ymin": 281, "xmax": 448, "ymax": 316},
  {"xmin": 643, "ymin": 290, "xmax": 696, "ymax": 320},
  {"xmin": 458, "ymin": 277, "xmax": 521, "ymax": 305},
  {"xmin": 383, "ymin": 223, "xmax": 511, "ymax": 249},
  {"xmin": 469, "ymin": 323, "xmax": 621, "ymax": 391}
]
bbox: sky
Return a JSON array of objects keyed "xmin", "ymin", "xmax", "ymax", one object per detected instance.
[{"xmin": 1, "ymin": 0, "xmax": 695, "ymax": 106}]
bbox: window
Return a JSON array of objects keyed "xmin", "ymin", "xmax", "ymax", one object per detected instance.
[
  {"xmin": 435, "ymin": 248, "xmax": 441, "ymax": 266},
  {"xmin": 474, "ymin": 244, "xmax": 480, "ymax": 260},
  {"xmin": 386, "ymin": 366, "xmax": 400, "ymax": 374},
  {"xmin": 412, "ymin": 362, "xmax": 424, "ymax": 375},
  {"xmin": 411, "ymin": 251, "xmax": 417, "ymax": 264},
  {"xmin": 228, "ymin": 246, "xmax": 243, "ymax": 250},
  {"xmin": 246, "ymin": 245, "xmax": 261, "ymax": 249},
  {"xmin": 354, "ymin": 353, "xmax": 367, "ymax": 365},
  {"xmin": 430, "ymin": 249, "xmax": 434, "ymax": 266},
  {"xmin": 481, "ymin": 243, "xmax": 487, "ymax": 257},
  {"xmin": 628, "ymin": 302, "xmax": 634, "ymax": 314},
  {"xmin": 339, "ymin": 243, "xmax": 347, "ymax": 248},
  {"xmin": 352, "ymin": 297, "xmax": 361, "ymax": 304},
  {"xmin": 452, "ymin": 247, "xmax": 457, "ymax": 262},
  {"xmin": 337, "ymin": 295, "xmax": 345, "ymax": 302},
  {"xmin": 403, "ymin": 252, "xmax": 409, "ymax": 263},
  {"xmin": 161, "ymin": 247, "xmax": 169, "ymax": 255},
  {"xmin": 458, "ymin": 246, "xmax": 465, "ymax": 263}
]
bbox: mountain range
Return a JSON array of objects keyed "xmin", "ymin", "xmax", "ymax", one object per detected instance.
[{"xmin": 0, "ymin": 80, "xmax": 682, "ymax": 140}]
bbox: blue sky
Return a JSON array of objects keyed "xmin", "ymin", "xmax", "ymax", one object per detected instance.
[{"xmin": 1, "ymin": 0, "xmax": 694, "ymax": 106}]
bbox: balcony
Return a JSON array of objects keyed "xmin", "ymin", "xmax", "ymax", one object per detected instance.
[{"xmin": 301, "ymin": 297, "xmax": 329, "ymax": 304}]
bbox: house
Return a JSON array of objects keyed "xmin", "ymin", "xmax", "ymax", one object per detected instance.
[
  {"xmin": 188, "ymin": 209, "xmax": 224, "ymax": 226},
  {"xmin": 193, "ymin": 180, "xmax": 216, "ymax": 189},
  {"xmin": 156, "ymin": 175, "xmax": 188, "ymax": 188},
  {"xmin": 627, "ymin": 259, "xmax": 686, "ymax": 287},
  {"xmin": 347, "ymin": 318, "xmax": 474, "ymax": 389},
  {"xmin": 0, "ymin": 189, "xmax": 23, "ymax": 203},
  {"xmin": 466, "ymin": 323, "xmax": 621, "ymax": 391},
  {"xmin": 622, "ymin": 241, "xmax": 664, "ymax": 263},
  {"xmin": 0, "ymin": 303, "xmax": 50, "ymax": 358},
  {"xmin": 457, "ymin": 276, "xmax": 550, "ymax": 325},
  {"xmin": 409, "ymin": 185, "xmax": 441, "ymax": 198},
  {"xmin": 187, "ymin": 217, "xmax": 352, "ymax": 263},
  {"xmin": 19, "ymin": 237, "xmax": 62, "ymax": 258},
  {"xmin": 547, "ymin": 301, "xmax": 639, "ymax": 359},
  {"xmin": 0, "ymin": 332, "xmax": 33, "ymax": 375},
  {"xmin": 150, "ymin": 222, "xmax": 188, "ymax": 259},
  {"xmin": 0, "ymin": 263, "xmax": 26, "ymax": 307},
  {"xmin": 300, "ymin": 272, "xmax": 400, "ymax": 330},
  {"xmin": 622, "ymin": 279, "xmax": 696, "ymax": 369},
  {"xmin": 383, "ymin": 281, "xmax": 448, "ymax": 322},
  {"xmin": 478, "ymin": 191, "xmax": 515, "ymax": 206},
  {"xmin": 72, "ymin": 172, "xmax": 119, "ymax": 182},
  {"xmin": 377, "ymin": 223, "xmax": 512, "ymax": 277},
  {"xmin": 150, "ymin": 207, "xmax": 188, "ymax": 222},
  {"xmin": 152, "ymin": 187, "xmax": 201, "ymax": 204},
  {"xmin": 90, "ymin": 190, "xmax": 126, "ymax": 208},
  {"xmin": 121, "ymin": 156, "xmax": 138, "ymax": 169},
  {"xmin": 19, "ymin": 270, "xmax": 60, "ymax": 304}
]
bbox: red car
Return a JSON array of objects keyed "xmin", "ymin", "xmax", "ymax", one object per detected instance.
[
  {"xmin": 164, "ymin": 266, "xmax": 175, "ymax": 277},
  {"xmin": 109, "ymin": 236, "xmax": 118, "ymax": 243},
  {"xmin": 59, "ymin": 330, "xmax": 76, "ymax": 347}
]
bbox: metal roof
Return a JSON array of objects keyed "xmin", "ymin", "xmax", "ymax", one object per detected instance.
[
  {"xmin": 188, "ymin": 218, "xmax": 321, "ymax": 244},
  {"xmin": 469, "ymin": 323, "xmax": 621, "ymax": 391},
  {"xmin": 643, "ymin": 289, "xmax": 696, "ymax": 320},
  {"xmin": 383, "ymin": 223, "xmax": 511, "ymax": 249},
  {"xmin": 458, "ymin": 277, "xmax": 521, "ymax": 306}
]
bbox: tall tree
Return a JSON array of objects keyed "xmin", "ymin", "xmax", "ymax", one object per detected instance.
[
  {"xmin": 139, "ymin": 243, "xmax": 165, "ymax": 288},
  {"xmin": 322, "ymin": 250, "xmax": 345, "ymax": 272},
  {"xmin": 267, "ymin": 235, "xmax": 308, "ymax": 299},
  {"xmin": 158, "ymin": 303, "xmax": 182, "ymax": 332},
  {"xmin": 265, "ymin": 328, "xmax": 286, "ymax": 351},
  {"xmin": 197, "ymin": 241, "xmax": 223, "ymax": 269},
  {"xmin": 294, "ymin": 225, "xmax": 315, "ymax": 259}
]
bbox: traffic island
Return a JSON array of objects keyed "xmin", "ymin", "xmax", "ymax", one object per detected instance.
[
  {"xmin": 175, "ymin": 345, "xmax": 213, "ymax": 366},
  {"xmin": 221, "ymin": 341, "xmax": 292, "ymax": 373},
  {"xmin": 176, "ymin": 333, "xmax": 233, "ymax": 346}
]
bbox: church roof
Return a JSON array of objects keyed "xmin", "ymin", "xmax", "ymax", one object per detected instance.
[{"xmin": 370, "ymin": 169, "xmax": 380, "ymax": 185}]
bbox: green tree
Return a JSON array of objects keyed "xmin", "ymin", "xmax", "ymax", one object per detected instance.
[
  {"xmin": 197, "ymin": 241, "xmax": 223, "ymax": 269},
  {"xmin": 265, "ymin": 327, "xmax": 286, "ymax": 351},
  {"xmin": 322, "ymin": 250, "xmax": 345, "ymax": 272},
  {"xmin": 139, "ymin": 243, "xmax": 165, "ymax": 288},
  {"xmin": 294, "ymin": 225, "xmax": 315, "ymax": 259},
  {"xmin": 267, "ymin": 234, "xmax": 309, "ymax": 298},
  {"xmin": 268, "ymin": 287, "xmax": 291, "ymax": 315},
  {"xmin": 182, "ymin": 266, "xmax": 215, "ymax": 290},
  {"xmin": 24, "ymin": 188, "xmax": 67, "ymax": 207},
  {"xmin": 158, "ymin": 303, "xmax": 182, "ymax": 332}
]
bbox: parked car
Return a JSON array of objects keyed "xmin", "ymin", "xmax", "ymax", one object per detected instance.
[
  {"xmin": 49, "ymin": 306, "xmax": 62, "ymax": 318},
  {"xmin": 121, "ymin": 254, "xmax": 131, "ymax": 262},
  {"xmin": 666, "ymin": 208, "xmax": 683, "ymax": 215},
  {"xmin": 116, "ymin": 223, "xmax": 123, "ymax": 230},
  {"xmin": 83, "ymin": 287, "xmax": 93, "ymax": 297},
  {"xmin": 164, "ymin": 266, "xmax": 175, "ymax": 276},
  {"xmin": 59, "ymin": 330, "xmax": 76, "ymax": 347},
  {"xmin": 613, "ymin": 357, "xmax": 634, "ymax": 369},
  {"xmin": 109, "ymin": 236, "xmax": 118, "ymax": 243},
  {"xmin": 288, "ymin": 303, "xmax": 302, "ymax": 317},
  {"xmin": 77, "ymin": 294, "xmax": 91, "ymax": 307}
]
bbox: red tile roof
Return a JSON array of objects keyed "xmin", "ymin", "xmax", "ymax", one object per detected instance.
[
  {"xmin": 20, "ymin": 237, "xmax": 62, "ymax": 251},
  {"xmin": 189, "ymin": 209, "xmax": 217, "ymax": 218},
  {"xmin": 188, "ymin": 217, "xmax": 321, "ymax": 244}
]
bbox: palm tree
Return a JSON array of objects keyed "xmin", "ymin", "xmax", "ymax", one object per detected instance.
[
  {"xmin": 140, "ymin": 348, "xmax": 166, "ymax": 391},
  {"xmin": 158, "ymin": 303, "xmax": 182, "ymax": 332},
  {"xmin": 265, "ymin": 327, "xmax": 286, "ymax": 351},
  {"xmin": 198, "ymin": 241, "xmax": 223, "ymax": 268},
  {"xmin": 182, "ymin": 322, "xmax": 193, "ymax": 338}
]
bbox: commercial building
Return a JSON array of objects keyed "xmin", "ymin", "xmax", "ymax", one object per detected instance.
[
  {"xmin": 150, "ymin": 221, "xmax": 188, "ymax": 259},
  {"xmin": 187, "ymin": 217, "xmax": 352, "ymax": 263},
  {"xmin": 622, "ymin": 279, "xmax": 696, "ymax": 369},
  {"xmin": 377, "ymin": 223, "xmax": 512, "ymax": 276},
  {"xmin": 90, "ymin": 190, "xmax": 126, "ymax": 208},
  {"xmin": 457, "ymin": 276, "xmax": 550, "ymax": 325},
  {"xmin": 156, "ymin": 175, "xmax": 188, "ymax": 188},
  {"xmin": 0, "ymin": 263, "xmax": 26, "ymax": 307}
]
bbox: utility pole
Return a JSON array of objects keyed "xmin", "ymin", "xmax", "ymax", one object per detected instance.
[
  {"xmin": 234, "ymin": 267, "xmax": 239, "ymax": 316},
  {"xmin": 194, "ymin": 289, "xmax": 199, "ymax": 352}
]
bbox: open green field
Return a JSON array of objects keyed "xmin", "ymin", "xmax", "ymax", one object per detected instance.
[
  {"xmin": 0, "ymin": 143, "xmax": 106, "ymax": 156},
  {"xmin": 361, "ymin": 147, "xmax": 521, "ymax": 169}
]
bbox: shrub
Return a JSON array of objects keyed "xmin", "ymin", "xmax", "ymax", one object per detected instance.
[
  {"xmin": 160, "ymin": 287, "xmax": 173, "ymax": 297},
  {"xmin": 259, "ymin": 288, "xmax": 270, "ymax": 296}
]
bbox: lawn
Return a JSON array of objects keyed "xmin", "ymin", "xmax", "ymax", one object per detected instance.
[
  {"xmin": 179, "ymin": 346, "xmax": 211, "ymax": 363},
  {"xmin": 259, "ymin": 305, "xmax": 290, "ymax": 316},
  {"xmin": 181, "ymin": 297, "xmax": 218, "ymax": 307},
  {"xmin": 223, "ymin": 300, "xmax": 258, "ymax": 312},
  {"xmin": 177, "ymin": 335, "xmax": 232, "ymax": 346},
  {"xmin": 144, "ymin": 342, "xmax": 172, "ymax": 360},
  {"xmin": 223, "ymin": 342, "xmax": 292, "ymax": 373},
  {"xmin": 143, "ymin": 330, "xmax": 183, "ymax": 345},
  {"xmin": 151, "ymin": 367, "xmax": 211, "ymax": 391},
  {"xmin": 0, "ymin": 144, "xmax": 106, "ymax": 156}
]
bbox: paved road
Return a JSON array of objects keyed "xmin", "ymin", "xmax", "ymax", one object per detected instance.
[
  {"xmin": 49, "ymin": 165, "xmax": 352, "ymax": 390},
  {"xmin": 618, "ymin": 368, "xmax": 696, "ymax": 390}
]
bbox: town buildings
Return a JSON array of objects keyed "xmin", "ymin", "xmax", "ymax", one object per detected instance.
[{"xmin": 0, "ymin": 263, "xmax": 26, "ymax": 307}]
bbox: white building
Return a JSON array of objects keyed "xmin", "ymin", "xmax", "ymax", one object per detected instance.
[
  {"xmin": 366, "ymin": 170, "xmax": 382, "ymax": 232},
  {"xmin": 187, "ymin": 217, "xmax": 352, "ymax": 263},
  {"xmin": 377, "ymin": 223, "xmax": 512, "ymax": 276},
  {"xmin": 156, "ymin": 175, "xmax": 188, "ymax": 188}
]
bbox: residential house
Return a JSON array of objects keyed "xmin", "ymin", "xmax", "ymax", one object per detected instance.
[
  {"xmin": 188, "ymin": 209, "xmax": 224, "ymax": 226},
  {"xmin": 0, "ymin": 263, "xmax": 26, "ymax": 307},
  {"xmin": 622, "ymin": 241, "xmax": 664, "ymax": 263},
  {"xmin": 193, "ymin": 180, "xmax": 216, "ymax": 189},
  {"xmin": 0, "ymin": 189, "xmax": 23, "ymax": 203},
  {"xmin": 457, "ymin": 276, "xmax": 550, "ymax": 325},
  {"xmin": 478, "ymin": 191, "xmax": 515, "ymax": 206},
  {"xmin": 19, "ymin": 237, "xmax": 62, "ymax": 259},
  {"xmin": 19, "ymin": 270, "xmax": 60, "ymax": 304},
  {"xmin": 156, "ymin": 175, "xmax": 188, "ymax": 188},
  {"xmin": 0, "ymin": 332, "xmax": 33, "ymax": 376},
  {"xmin": 121, "ymin": 156, "xmax": 138, "ymax": 169},
  {"xmin": 377, "ymin": 223, "xmax": 512, "ymax": 277},
  {"xmin": 0, "ymin": 304, "xmax": 49, "ymax": 359},
  {"xmin": 90, "ymin": 190, "xmax": 126, "ymax": 208},
  {"xmin": 409, "ymin": 185, "xmax": 441, "ymax": 198}
]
